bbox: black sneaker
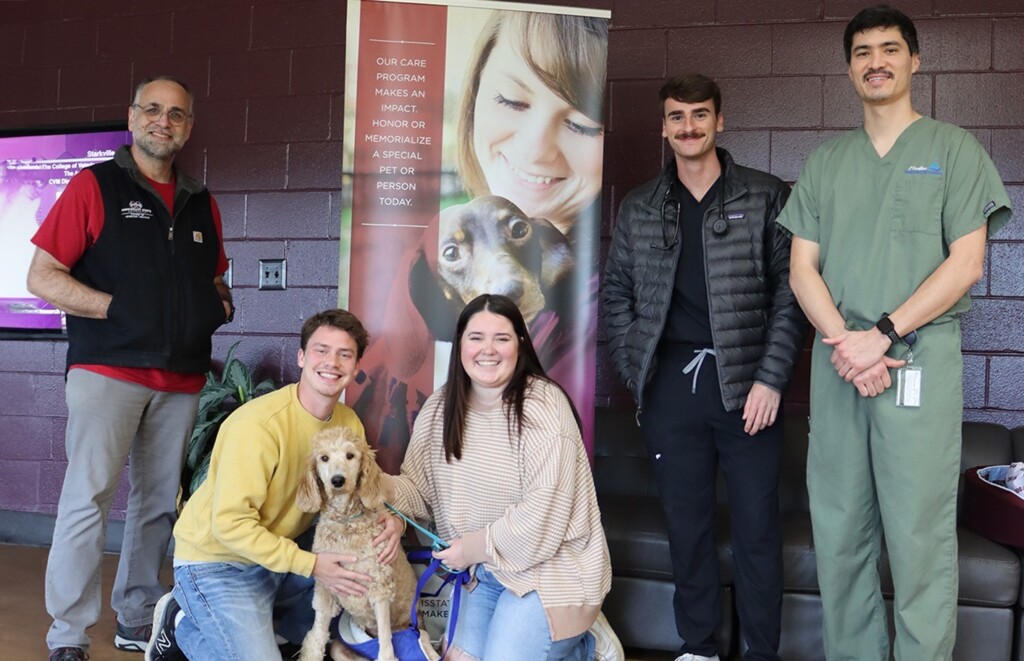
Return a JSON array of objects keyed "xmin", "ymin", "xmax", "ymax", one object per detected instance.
[
  {"xmin": 145, "ymin": 592, "xmax": 185, "ymax": 661},
  {"xmin": 115, "ymin": 620, "xmax": 152, "ymax": 652},
  {"xmin": 49, "ymin": 648, "xmax": 89, "ymax": 661}
]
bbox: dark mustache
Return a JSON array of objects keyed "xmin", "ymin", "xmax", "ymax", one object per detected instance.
[
  {"xmin": 864, "ymin": 67, "xmax": 893, "ymax": 80},
  {"xmin": 674, "ymin": 132, "xmax": 706, "ymax": 140}
]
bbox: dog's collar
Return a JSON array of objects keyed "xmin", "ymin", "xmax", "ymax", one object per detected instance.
[{"xmin": 325, "ymin": 509, "xmax": 365, "ymax": 524}]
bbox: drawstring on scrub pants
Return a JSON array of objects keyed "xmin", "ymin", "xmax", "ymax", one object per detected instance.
[{"xmin": 682, "ymin": 348, "xmax": 716, "ymax": 394}]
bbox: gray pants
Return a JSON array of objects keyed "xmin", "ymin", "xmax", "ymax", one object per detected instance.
[{"xmin": 45, "ymin": 369, "xmax": 199, "ymax": 651}]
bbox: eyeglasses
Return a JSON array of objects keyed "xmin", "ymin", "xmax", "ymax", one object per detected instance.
[{"xmin": 131, "ymin": 104, "xmax": 192, "ymax": 126}]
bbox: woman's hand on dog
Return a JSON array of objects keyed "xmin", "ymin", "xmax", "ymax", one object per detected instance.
[
  {"xmin": 374, "ymin": 513, "xmax": 404, "ymax": 565},
  {"xmin": 312, "ymin": 552, "xmax": 371, "ymax": 597}
]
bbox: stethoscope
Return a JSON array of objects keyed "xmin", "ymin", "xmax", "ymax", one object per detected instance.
[{"xmin": 652, "ymin": 176, "xmax": 729, "ymax": 250}]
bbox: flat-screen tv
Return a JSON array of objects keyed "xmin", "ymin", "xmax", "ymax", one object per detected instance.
[{"xmin": 0, "ymin": 121, "xmax": 130, "ymax": 337}]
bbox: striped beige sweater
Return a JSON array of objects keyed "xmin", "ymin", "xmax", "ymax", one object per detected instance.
[{"xmin": 390, "ymin": 378, "xmax": 612, "ymax": 640}]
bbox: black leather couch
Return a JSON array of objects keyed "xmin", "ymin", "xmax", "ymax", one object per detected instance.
[{"xmin": 593, "ymin": 407, "xmax": 1024, "ymax": 660}]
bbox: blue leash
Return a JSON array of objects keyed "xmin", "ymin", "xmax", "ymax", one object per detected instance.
[{"xmin": 407, "ymin": 550, "xmax": 470, "ymax": 659}]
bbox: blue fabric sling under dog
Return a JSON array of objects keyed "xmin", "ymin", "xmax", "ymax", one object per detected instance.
[{"xmin": 330, "ymin": 550, "xmax": 469, "ymax": 660}]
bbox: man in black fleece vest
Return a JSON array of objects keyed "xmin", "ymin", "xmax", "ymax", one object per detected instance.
[{"xmin": 28, "ymin": 76, "xmax": 232, "ymax": 661}]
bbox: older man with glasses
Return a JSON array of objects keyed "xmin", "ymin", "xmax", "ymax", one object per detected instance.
[{"xmin": 28, "ymin": 75, "xmax": 233, "ymax": 661}]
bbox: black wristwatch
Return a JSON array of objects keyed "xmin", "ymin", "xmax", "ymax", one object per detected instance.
[
  {"xmin": 225, "ymin": 301, "xmax": 235, "ymax": 323},
  {"xmin": 875, "ymin": 314, "xmax": 900, "ymax": 345}
]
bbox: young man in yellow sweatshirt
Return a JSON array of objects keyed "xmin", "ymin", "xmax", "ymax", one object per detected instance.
[{"xmin": 147, "ymin": 309, "xmax": 403, "ymax": 661}]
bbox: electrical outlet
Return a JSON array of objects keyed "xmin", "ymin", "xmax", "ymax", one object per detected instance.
[{"xmin": 258, "ymin": 259, "xmax": 286, "ymax": 290}]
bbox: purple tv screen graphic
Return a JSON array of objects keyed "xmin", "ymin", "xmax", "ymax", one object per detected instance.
[{"xmin": 0, "ymin": 128, "xmax": 129, "ymax": 332}]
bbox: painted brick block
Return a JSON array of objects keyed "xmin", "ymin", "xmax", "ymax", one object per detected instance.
[
  {"xmin": 286, "ymin": 240, "xmax": 342, "ymax": 287},
  {"xmin": 935, "ymin": 0, "xmax": 1024, "ymax": 16},
  {"xmin": 719, "ymin": 77, "xmax": 821, "ymax": 129},
  {"xmin": 0, "ymin": 416, "xmax": 55, "ymax": 461},
  {"xmin": 0, "ymin": 106, "xmax": 84, "ymax": 130},
  {"xmin": 607, "ymin": 79, "xmax": 664, "ymax": 134},
  {"xmin": 0, "ymin": 23, "xmax": 25, "ymax": 66},
  {"xmin": 0, "ymin": 66, "xmax": 60, "ymax": 112},
  {"xmin": 0, "ymin": 461, "xmax": 40, "ymax": 512},
  {"xmin": 607, "ymin": 29, "xmax": 665, "ymax": 81},
  {"xmin": 994, "ymin": 18, "xmax": 1024, "ymax": 71},
  {"xmin": 24, "ymin": 19, "xmax": 96, "ymax": 67},
  {"xmin": 251, "ymin": 0, "xmax": 345, "ymax": 50},
  {"xmin": 667, "ymin": 26, "xmax": 773, "ymax": 79},
  {"xmin": 247, "ymin": 95, "xmax": 331, "ymax": 144},
  {"xmin": 58, "ymin": 61, "xmax": 132, "ymax": 108},
  {"xmin": 990, "ymin": 130, "xmax": 1024, "ymax": 184},
  {"xmin": 97, "ymin": 14, "xmax": 173, "ymax": 62},
  {"xmin": 916, "ymin": 19, "xmax": 992, "ymax": 72},
  {"xmin": 215, "ymin": 193, "xmax": 246, "ymax": 241},
  {"xmin": 771, "ymin": 129, "xmax": 847, "ymax": 183},
  {"xmin": 825, "ymin": 0, "xmax": 933, "ymax": 19},
  {"xmin": 935, "ymin": 73, "xmax": 1024, "ymax": 128},
  {"xmin": 228, "ymin": 239, "xmax": 287, "ymax": 288},
  {"xmin": 961, "ymin": 299, "xmax": 1024, "ymax": 352},
  {"xmin": 291, "ymin": 46, "xmax": 347, "ymax": 95},
  {"xmin": 718, "ymin": 131, "xmax": 771, "ymax": 174},
  {"xmin": 209, "ymin": 50, "xmax": 291, "ymax": 99},
  {"xmin": 773, "ymin": 23, "xmax": 848, "ymax": 76},
  {"xmin": 171, "ymin": 5, "xmax": 253, "ymax": 55},
  {"xmin": 989, "ymin": 356, "xmax": 1024, "ymax": 411},
  {"xmin": 989, "ymin": 243, "xmax": 1024, "ymax": 297},
  {"xmin": 233, "ymin": 287, "xmax": 338, "ymax": 336},
  {"xmin": 964, "ymin": 409, "xmax": 1024, "ymax": 429},
  {"xmin": 330, "ymin": 93, "xmax": 345, "ymax": 142},
  {"xmin": 0, "ymin": 340, "xmax": 59, "ymax": 373},
  {"xmin": 717, "ymin": 0, "xmax": 821, "ymax": 24},
  {"xmin": 602, "ymin": 131, "xmax": 664, "ymax": 187},
  {"xmin": 206, "ymin": 144, "xmax": 288, "ymax": 192},
  {"xmin": 611, "ymin": 0, "xmax": 714, "ymax": 29},
  {"xmin": 289, "ymin": 142, "xmax": 345, "ymax": 191},
  {"xmin": 996, "ymin": 186, "xmax": 1024, "ymax": 240},
  {"xmin": 61, "ymin": 0, "xmax": 140, "ymax": 20},
  {"xmin": 210, "ymin": 335, "xmax": 289, "ymax": 387},
  {"xmin": 962, "ymin": 353, "xmax": 987, "ymax": 409},
  {"xmin": 246, "ymin": 191, "xmax": 332, "ymax": 239}
]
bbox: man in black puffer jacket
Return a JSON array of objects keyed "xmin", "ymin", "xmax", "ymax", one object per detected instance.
[{"xmin": 601, "ymin": 74, "xmax": 806, "ymax": 661}]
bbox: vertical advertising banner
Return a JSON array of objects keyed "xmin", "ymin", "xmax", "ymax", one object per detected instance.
[{"xmin": 340, "ymin": 0, "xmax": 610, "ymax": 471}]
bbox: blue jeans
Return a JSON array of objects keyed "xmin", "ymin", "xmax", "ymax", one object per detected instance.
[
  {"xmin": 450, "ymin": 566, "xmax": 594, "ymax": 660},
  {"xmin": 172, "ymin": 562, "xmax": 315, "ymax": 661}
]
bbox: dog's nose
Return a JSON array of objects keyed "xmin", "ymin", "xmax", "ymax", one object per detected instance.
[{"xmin": 331, "ymin": 475, "xmax": 345, "ymax": 488}]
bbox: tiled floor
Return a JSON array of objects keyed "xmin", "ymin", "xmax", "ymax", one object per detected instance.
[{"xmin": 2, "ymin": 543, "xmax": 676, "ymax": 661}]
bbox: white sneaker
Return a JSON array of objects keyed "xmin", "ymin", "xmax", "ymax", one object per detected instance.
[
  {"xmin": 674, "ymin": 654, "xmax": 720, "ymax": 661},
  {"xmin": 590, "ymin": 611, "xmax": 624, "ymax": 661}
]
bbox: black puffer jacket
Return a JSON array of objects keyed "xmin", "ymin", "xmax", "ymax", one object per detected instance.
[{"xmin": 601, "ymin": 148, "xmax": 806, "ymax": 412}]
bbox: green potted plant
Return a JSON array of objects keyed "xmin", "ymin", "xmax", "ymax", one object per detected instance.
[{"xmin": 182, "ymin": 341, "xmax": 277, "ymax": 501}]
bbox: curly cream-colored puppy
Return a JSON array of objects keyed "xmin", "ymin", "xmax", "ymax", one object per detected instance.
[{"xmin": 296, "ymin": 427, "xmax": 426, "ymax": 661}]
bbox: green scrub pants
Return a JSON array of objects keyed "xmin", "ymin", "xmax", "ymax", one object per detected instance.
[{"xmin": 807, "ymin": 321, "xmax": 962, "ymax": 661}]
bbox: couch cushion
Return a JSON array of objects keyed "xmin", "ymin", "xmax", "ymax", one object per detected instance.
[{"xmin": 598, "ymin": 494, "xmax": 734, "ymax": 584}]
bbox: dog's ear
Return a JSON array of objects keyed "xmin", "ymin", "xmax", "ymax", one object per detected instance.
[
  {"xmin": 295, "ymin": 450, "xmax": 324, "ymax": 513},
  {"xmin": 408, "ymin": 247, "xmax": 460, "ymax": 341},
  {"xmin": 357, "ymin": 443, "xmax": 386, "ymax": 510}
]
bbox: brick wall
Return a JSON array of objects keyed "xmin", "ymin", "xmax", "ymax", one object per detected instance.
[{"xmin": 0, "ymin": 0, "xmax": 1021, "ymax": 516}]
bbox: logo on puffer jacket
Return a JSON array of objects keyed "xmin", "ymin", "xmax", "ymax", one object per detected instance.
[{"xmin": 121, "ymin": 200, "xmax": 154, "ymax": 221}]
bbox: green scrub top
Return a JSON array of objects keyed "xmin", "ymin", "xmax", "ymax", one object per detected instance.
[{"xmin": 777, "ymin": 116, "xmax": 1012, "ymax": 330}]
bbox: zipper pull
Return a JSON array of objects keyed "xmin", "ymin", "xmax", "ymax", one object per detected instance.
[{"xmin": 168, "ymin": 227, "xmax": 174, "ymax": 241}]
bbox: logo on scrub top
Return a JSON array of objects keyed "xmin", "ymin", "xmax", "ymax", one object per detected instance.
[{"xmin": 905, "ymin": 161, "xmax": 943, "ymax": 176}]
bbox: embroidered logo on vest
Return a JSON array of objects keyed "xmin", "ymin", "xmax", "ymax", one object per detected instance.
[{"xmin": 121, "ymin": 200, "xmax": 154, "ymax": 220}]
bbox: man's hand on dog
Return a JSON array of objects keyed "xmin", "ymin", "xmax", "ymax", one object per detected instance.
[
  {"xmin": 312, "ymin": 552, "xmax": 371, "ymax": 597},
  {"xmin": 374, "ymin": 512, "xmax": 404, "ymax": 565}
]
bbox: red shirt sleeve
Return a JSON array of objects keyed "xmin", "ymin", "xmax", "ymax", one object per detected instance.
[{"xmin": 31, "ymin": 169, "xmax": 104, "ymax": 268}]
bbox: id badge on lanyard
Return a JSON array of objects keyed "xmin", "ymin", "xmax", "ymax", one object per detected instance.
[{"xmin": 895, "ymin": 330, "xmax": 921, "ymax": 408}]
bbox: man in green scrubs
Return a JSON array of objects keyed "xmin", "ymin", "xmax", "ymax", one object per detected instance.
[{"xmin": 777, "ymin": 5, "xmax": 1012, "ymax": 660}]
